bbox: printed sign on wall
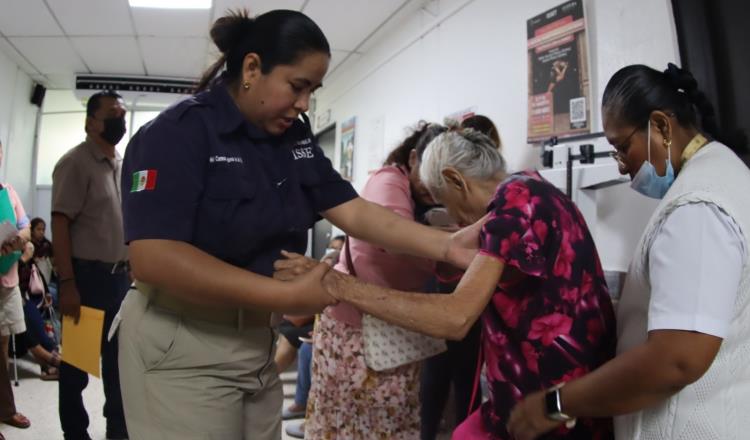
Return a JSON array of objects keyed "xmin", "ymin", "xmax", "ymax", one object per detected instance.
[
  {"xmin": 527, "ymin": 0, "xmax": 591, "ymax": 143},
  {"xmin": 339, "ymin": 117, "xmax": 356, "ymax": 181}
]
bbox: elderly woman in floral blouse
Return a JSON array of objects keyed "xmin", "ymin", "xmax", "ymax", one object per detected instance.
[{"xmin": 276, "ymin": 129, "xmax": 617, "ymax": 439}]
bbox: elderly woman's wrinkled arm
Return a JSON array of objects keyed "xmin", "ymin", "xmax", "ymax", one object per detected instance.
[
  {"xmin": 321, "ymin": 254, "xmax": 505, "ymax": 340},
  {"xmin": 322, "ymin": 197, "xmax": 484, "ymax": 270}
]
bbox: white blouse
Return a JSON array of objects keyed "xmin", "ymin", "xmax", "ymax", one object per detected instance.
[{"xmin": 648, "ymin": 202, "xmax": 747, "ymax": 338}]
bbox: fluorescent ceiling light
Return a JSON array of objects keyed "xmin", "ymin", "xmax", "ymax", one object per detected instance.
[{"xmin": 129, "ymin": 0, "xmax": 211, "ymax": 9}]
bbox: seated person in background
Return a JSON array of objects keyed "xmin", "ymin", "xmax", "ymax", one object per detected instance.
[
  {"xmin": 28, "ymin": 217, "xmax": 55, "ymax": 304},
  {"xmin": 16, "ymin": 242, "xmax": 60, "ymax": 380},
  {"xmin": 29, "ymin": 218, "xmax": 53, "ymax": 280},
  {"xmin": 276, "ymin": 129, "xmax": 617, "ymax": 439},
  {"xmin": 328, "ymin": 235, "xmax": 345, "ymax": 252},
  {"xmin": 276, "ymin": 313, "xmax": 315, "ymax": 420}
]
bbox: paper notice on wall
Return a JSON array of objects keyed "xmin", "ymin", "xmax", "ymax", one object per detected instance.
[
  {"xmin": 527, "ymin": 0, "xmax": 591, "ymax": 143},
  {"xmin": 339, "ymin": 117, "xmax": 356, "ymax": 181}
]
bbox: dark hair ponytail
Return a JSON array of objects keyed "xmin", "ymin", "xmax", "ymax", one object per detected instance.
[
  {"xmin": 461, "ymin": 115, "xmax": 502, "ymax": 150},
  {"xmin": 602, "ymin": 63, "xmax": 746, "ymax": 150},
  {"xmin": 197, "ymin": 9, "xmax": 330, "ymax": 92},
  {"xmin": 383, "ymin": 121, "xmax": 448, "ymax": 169}
]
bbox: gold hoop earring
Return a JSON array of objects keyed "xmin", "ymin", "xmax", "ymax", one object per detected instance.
[
  {"xmin": 663, "ymin": 138, "xmax": 672, "ymax": 148},
  {"xmin": 242, "ymin": 81, "xmax": 250, "ymax": 90}
]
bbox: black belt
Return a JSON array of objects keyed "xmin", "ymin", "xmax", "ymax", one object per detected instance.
[{"xmin": 73, "ymin": 258, "xmax": 130, "ymax": 274}]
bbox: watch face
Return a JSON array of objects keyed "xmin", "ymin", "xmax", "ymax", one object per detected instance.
[
  {"xmin": 544, "ymin": 388, "xmax": 572, "ymax": 422},
  {"xmin": 545, "ymin": 388, "xmax": 560, "ymax": 417}
]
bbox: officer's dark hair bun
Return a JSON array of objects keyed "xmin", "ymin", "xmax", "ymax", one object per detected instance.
[
  {"xmin": 197, "ymin": 9, "xmax": 330, "ymax": 93},
  {"xmin": 663, "ymin": 62, "xmax": 698, "ymax": 96},
  {"xmin": 601, "ymin": 63, "xmax": 746, "ymax": 150},
  {"xmin": 210, "ymin": 10, "xmax": 254, "ymax": 55}
]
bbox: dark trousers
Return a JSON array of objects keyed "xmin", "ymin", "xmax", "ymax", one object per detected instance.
[
  {"xmin": 59, "ymin": 259, "xmax": 130, "ymax": 440},
  {"xmin": 420, "ymin": 321, "xmax": 482, "ymax": 440},
  {"xmin": 22, "ymin": 296, "xmax": 56, "ymax": 351}
]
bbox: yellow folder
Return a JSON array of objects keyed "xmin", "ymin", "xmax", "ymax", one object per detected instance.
[{"xmin": 61, "ymin": 306, "xmax": 105, "ymax": 378}]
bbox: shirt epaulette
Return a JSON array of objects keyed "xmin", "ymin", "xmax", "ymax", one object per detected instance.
[{"xmin": 161, "ymin": 96, "xmax": 205, "ymax": 123}]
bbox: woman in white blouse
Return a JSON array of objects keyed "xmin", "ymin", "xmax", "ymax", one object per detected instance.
[{"xmin": 508, "ymin": 63, "xmax": 750, "ymax": 439}]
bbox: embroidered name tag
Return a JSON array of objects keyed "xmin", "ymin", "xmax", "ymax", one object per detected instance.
[{"xmin": 209, "ymin": 156, "xmax": 244, "ymax": 164}]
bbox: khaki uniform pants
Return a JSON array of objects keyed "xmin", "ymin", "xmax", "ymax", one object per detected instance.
[{"xmin": 118, "ymin": 289, "xmax": 281, "ymax": 440}]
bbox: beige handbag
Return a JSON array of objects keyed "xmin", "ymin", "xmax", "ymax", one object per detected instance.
[
  {"xmin": 345, "ymin": 239, "xmax": 447, "ymax": 371},
  {"xmin": 361, "ymin": 314, "xmax": 447, "ymax": 371}
]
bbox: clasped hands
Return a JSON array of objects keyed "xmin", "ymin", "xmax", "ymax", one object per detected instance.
[
  {"xmin": 272, "ymin": 218, "xmax": 486, "ymax": 313},
  {"xmin": 273, "ymin": 250, "xmax": 351, "ymax": 312}
]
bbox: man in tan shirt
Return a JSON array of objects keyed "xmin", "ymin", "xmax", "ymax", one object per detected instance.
[{"xmin": 52, "ymin": 91, "xmax": 130, "ymax": 440}]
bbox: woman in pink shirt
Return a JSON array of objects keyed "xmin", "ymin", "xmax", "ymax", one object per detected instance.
[
  {"xmin": 0, "ymin": 152, "xmax": 33, "ymax": 431},
  {"xmin": 304, "ymin": 122, "xmax": 447, "ymax": 439}
]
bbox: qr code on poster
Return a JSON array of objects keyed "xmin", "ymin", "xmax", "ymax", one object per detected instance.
[{"xmin": 570, "ymin": 97, "xmax": 586, "ymax": 123}]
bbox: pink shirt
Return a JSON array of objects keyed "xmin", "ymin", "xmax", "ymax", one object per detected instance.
[
  {"xmin": 1, "ymin": 183, "xmax": 30, "ymax": 288},
  {"xmin": 326, "ymin": 166, "xmax": 435, "ymax": 327}
]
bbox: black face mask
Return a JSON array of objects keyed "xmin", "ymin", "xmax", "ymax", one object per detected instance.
[{"xmin": 100, "ymin": 116, "xmax": 127, "ymax": 145}]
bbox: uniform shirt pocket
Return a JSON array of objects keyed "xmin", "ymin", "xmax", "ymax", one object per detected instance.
[
  {"xmin": 194, "ymin": 173, "xmax": 261, "ymax": 261},
  {"xmin": 204, "ymin": 174, "xmax": 257, "ymax": 224}
]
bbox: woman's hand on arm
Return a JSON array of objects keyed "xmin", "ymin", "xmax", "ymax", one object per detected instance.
[
  {"xmin": 273, "ymin": 251, "xmax": 320, "ymax": 281},
  {"xmin": 507, "ymin": 329, "xmax": 722, "ymax": 439},
  {"xmin": 130, "ymin": 239, "xmax": 335, "ymax": 315},
  {"xmin": 446, "ymin": 214, "xmax": 489, "ymax": 269},
  {"xmin": 320, "ymin": 254, "xmax": 504, "ymax": 339},
  {"xmin": 322, "ymin": 197, "xmax": 484, "ymax": 269}
]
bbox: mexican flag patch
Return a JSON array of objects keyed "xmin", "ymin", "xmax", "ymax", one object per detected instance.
[{"xmin": 131, "ymin": 170, "xmax": 157, "ymax": 192}]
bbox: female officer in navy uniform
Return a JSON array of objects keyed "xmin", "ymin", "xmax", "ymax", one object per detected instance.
[{"xmin": 117, "ymin": 9, "xmax": 478, "ymax": 440}]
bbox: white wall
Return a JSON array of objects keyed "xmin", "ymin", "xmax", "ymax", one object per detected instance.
[
  {"xmin": 0, "ymin": 48, "xmax": 38, "ymax": 214},
  {"xmin": 317, "ymin": 0, "xmax": 678, "ymax": 271}
]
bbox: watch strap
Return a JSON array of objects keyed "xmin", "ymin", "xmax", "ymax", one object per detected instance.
[{"xmin": 544, "ymin": 383, "xmax": 574, "ymax": 423}]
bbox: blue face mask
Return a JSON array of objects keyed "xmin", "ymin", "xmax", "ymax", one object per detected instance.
[{"xmin": 630, "ymin": 120, "xmax": 675, "ymax": 199}]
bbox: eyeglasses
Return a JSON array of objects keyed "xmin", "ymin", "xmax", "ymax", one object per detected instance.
[{"xmin": 609, "ymin": 125, "xmax": 641, "ymax": 164}]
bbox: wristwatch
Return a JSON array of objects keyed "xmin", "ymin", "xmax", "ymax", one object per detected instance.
[{"xmin": 544, "ymin": 382, "xmax": 577, "ymax": 428}]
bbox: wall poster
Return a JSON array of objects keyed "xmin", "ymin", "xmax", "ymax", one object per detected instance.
[
  {"xmin": 339, "ymin": 117, "xmax": 356, "ymax": 181},
  {"xmin": 527, "ymin": 0, "xmax": 591, "ymax": 143}
]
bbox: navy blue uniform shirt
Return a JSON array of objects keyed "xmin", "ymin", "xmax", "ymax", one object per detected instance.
[{"xmin": 122, "ymin": 83, "xmax": 357, "ymax": 277}]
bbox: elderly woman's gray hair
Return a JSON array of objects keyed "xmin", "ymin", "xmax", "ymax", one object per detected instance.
[{"xmin": 419, "ymin": 129, "xmax": 507, "ymax": 198}]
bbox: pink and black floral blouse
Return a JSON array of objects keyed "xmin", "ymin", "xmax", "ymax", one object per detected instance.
[{"xmin": 472, "ymin": 170, "xmax": 616, "ymax": 439}]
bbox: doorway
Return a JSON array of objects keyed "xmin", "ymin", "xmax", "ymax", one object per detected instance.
[{"xmin": 311, "ymin": 124, "xmax": 337, "ymax": 260}]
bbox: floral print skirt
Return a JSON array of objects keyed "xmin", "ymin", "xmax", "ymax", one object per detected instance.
[{"xmin": 305, "ymin": 312, "xmax": 421, "ymax": 440}]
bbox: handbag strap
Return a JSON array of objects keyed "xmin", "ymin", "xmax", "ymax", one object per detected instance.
[
  {"xmin": 468, "ymin": 334, "xmax": 484, "ymax": 415},
  {"xmin": 32, "ymin": 261, "xmax": 50, "ymax": 293},
  {"xmin": 344, "ymin": 237, "xmax": 357, "ymax": 277}
]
